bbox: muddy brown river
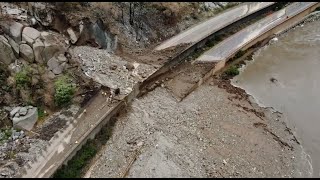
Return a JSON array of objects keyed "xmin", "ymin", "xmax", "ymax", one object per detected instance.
[{"xmin": 232, "ymin": 18, "xmax": 320, "ymax": 177}]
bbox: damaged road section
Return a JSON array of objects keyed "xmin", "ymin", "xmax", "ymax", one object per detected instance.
[
  {"xmin": 86, "ymin": 77, "xmax": 310, "ymax": 178},
  {"xmin": 71, "ymin": 46, "xmax": 157, "ymax": 96}
]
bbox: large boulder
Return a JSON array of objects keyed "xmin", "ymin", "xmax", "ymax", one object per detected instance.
[
  {"xmin": 67, "ymin": 28, "xmax": 78, "ymax": 44},
  {"xmin": 0, "ymin": 35, "xmax": 16, "ymax": 65},
  {"xmin": 10, "ymin": 107, "xmax": 22, "ymax": 118},
  {"xmin": 47, "ymin": 56, "xmax": 59, "ymax": 71},
  {"xmin": 91, "ymin": 20, "xmax": 108, "ymax": 49},
  {"xmin": 12, "ymin": 106, "xmax": 38, "ymax": 131},
  {"xmin": 8, "ymin": 62, "xmax": 21, "ymax": 74},
  {"xmin": 23, "ymin": 27, "xmax": 41, "ymax": 40},
  {"xmin": 22, "ymin": 27, "xmax": 41, "ymax": 46},
  {"xmin": 77, "ymin": 19, "xmax": 117, "ymax": 51},
  {"xmin": 41, "ymin": 32, "xmax": 66, "ymax": 62},
  {"xmin": 0, "ymin": 35, "xmax": 9, "ymax": 45},
  {"xmin": 44, "ymin": 70, "xmax": 56, "ymax": 80},
  {"xmin": 57, "ymin": 53, "xmax": 67, "ymax": 63},
  {"xmin": 33, "ymin": 38, "xmax": 45, "ymax": 64},
  {"xmin": 19, "ymin": 44, "xmax": 35, "ymax": 63},
  {"xmin": 19, "ymin": 107, "xmax": 28, "ymax": 116},
  {"xmin": 33, "ymin": 3, "xmax": 54, "ymax": 27},
  {"xmin": 52, "ymin": 65, "xmax": 63, "ymax": 75},
  {"xmin": 47, "ymin": 56, "xmax": 64, "ymax": 75},
  {"xmin": 5, "ymin": 35, "xmax": 19, "ymax": 58},
  {"xmin": 9, "ymin": 22, "xmax": 24, "ymax": 43}
]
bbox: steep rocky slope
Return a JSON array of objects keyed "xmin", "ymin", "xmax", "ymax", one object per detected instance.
[{"xmin": 0, "ymin": 2, "xmax": 240, "ymax": 177}]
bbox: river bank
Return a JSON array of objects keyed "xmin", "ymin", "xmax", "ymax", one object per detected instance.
[
  {"xmin": 83, "ymin": 73, "xmax": 309, "ymax": 177},
  {"xmin": 231, "ymin": 11, "xmax": 320, "ymax": 177}
]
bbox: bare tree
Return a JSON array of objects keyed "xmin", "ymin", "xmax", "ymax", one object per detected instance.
[
  {"xmin": 120, "ymin": 2, "xmax": 126, "ymax": 24},
  {"xmin": 135, "ymin": 2, "xmax": 145, "ymax": 41},
  {"xmin": 113, "ymin": 2, "xmax": 126, "ymax": 24},
  {"xmin": 129, "ymin": 2, "xmax": 134, "ymax": 25}
]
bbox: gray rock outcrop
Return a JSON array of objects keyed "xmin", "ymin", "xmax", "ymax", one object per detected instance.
[
  {"xmin": 2, "ymin": 20, "xmax": 68, "ymax": 65},
  {"xmin": 47, "ymin": 54, "xmax": 67, "ymax": 75},
  {"xmin": 67, "ymin": 28, "xmax": 78, "ymax": 44},
  {"xmin": 57, "ymin": 53, "xmax": 67, "ymax": 63},
  {"xmin": 19, "ymin": 107, "xmax": 28, "ymax": 116},
  {"xmin": 22, "ymin": 27, "xmax": 40, "ymax": 46},
  {"xmin": 5, "ymin": 35, "xmax": 19, "ymax": 58},
  {"xmin": 10, "ymin": 106, "xmax": 38, "ymax": 131},
  {"xmin": 33, "ymin": 3, "xmax": 54, "ymax": 26},
  {"xmin": 47, "ymin": 56, "xmax": 60, "ymax": 73},
  {"xmin": 41, "ymin": 32, "xmax": 65, "ymax": 62},
  {"xmin": 77, "ymin": 19, "xmax": 117, "ymax": 51},
  {"xmin": 8, "ymin": 62, "xmax": 21, "ymax": 74},
  {"xmin": 10, "ymin": 107, "xmax": 21, "ymax": 118},
  {"xmin": 91, "ymin": 20, "xmax": 108, "ymax": 48},
  {"xmin": 19, "ymin": 44, "xmax": 35, "ymax": 63},
  {"xmin": 0, "ymin": 35, "xmax": 16, "ymax": 65},
  {"xmin": 32, "ymin": 38, "xmax": 45, "ymax": 64},
  {"xmin": 9, "ymin": 22, "xmax": 24, "ymax": 43}
]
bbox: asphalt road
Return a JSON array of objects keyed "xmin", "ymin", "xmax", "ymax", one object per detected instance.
[
  {"xmin": 155, "ymin": 2, "xmax": 275, "ymax": 51},
  {"xmin": 195, "ymin": 2, "xmax": 319, "ymax": 63}
]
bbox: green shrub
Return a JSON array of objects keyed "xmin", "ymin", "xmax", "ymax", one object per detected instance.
[
  {"xmin": 38, "ymin": 107, "xmax": 47, "ymax": 119},
  {"xmin": 53, "ymin": 117, "xmax": 117, "ymax": 178},
  {"xmin": 235, "ymin": 50, "xmax": 245, "ymax": 59},
  {"xmin": 15, "ymin": 69, "xmax": 31, "ymax": 88},
  {"xmin": 54, "ymin": 76, "xmax": 76, "ymax": 107},
  {"xmin": 3, "ymin": 129, "xmax": 12, "ymax": 138},
  {"xmin": 206, "ymin": 39, "xmax": 216, "ymax": 47},
  {"xmin": 53, "ymin": 140, "xmax": 97, "ymax": 178},
  {"xmin": 224, "ymin": 65, "xmax": 239, "ymax": 76},
  {"xmin": 0, "ymin": 129, "xmax": 12, "ymax": 144}
]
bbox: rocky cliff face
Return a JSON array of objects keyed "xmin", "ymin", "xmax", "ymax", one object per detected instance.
[
  {"xmin": 0, "ymin": 2, "xmax": 99, "ymax": 132},
  {"xmin": 0, "ymin": 2, "xmax": 240, "ymax": 107},
  {"xmin": 0, "ymin": 1, "xmax": 241, "ymax": 126}
]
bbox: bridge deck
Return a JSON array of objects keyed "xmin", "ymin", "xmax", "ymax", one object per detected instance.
[
  {"xmin": 154, "ymin": 2, "xmax": 276, "ymax": 51},
  {"xmin": 195, "ymin": 2, "xmax": 318, "ymax": 64}
]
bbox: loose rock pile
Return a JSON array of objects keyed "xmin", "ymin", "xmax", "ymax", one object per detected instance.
[{"xmin": 72, "ymin": 46, "xmax": 156, "ymax": 96}]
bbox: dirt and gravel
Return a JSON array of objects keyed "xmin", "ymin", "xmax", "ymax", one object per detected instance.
[
  {"xmin": 118, "ymin": 43, "xmax": 191, "ymax": 66},
  {"xmin": 84, "ymin": 75, "xmax": 312, "ymax": 178},
  {"xmin": 70, "ymin": 46, "xmax": 158, "ymax": 96},
  {"xmin": 162, "ymin": 62, "xmax": 214, "ymax": 101}
]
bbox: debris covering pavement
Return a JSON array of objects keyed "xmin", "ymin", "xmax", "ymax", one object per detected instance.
[
  {"xmin": 86, "ymin": 77, "xmax": 312, "ymax": 178},
  {"xmin": 71, "ymin": 46, "xmax": 157, "ymax": 95}
]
